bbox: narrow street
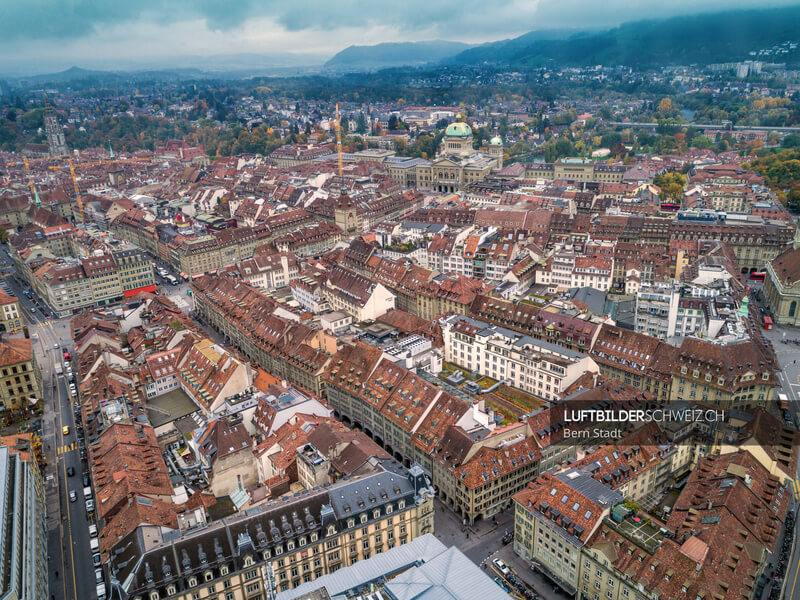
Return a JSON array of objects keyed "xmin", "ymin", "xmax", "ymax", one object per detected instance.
[{"xmin": 0, "ymin": 250, "xmax": 95, "ymax": 600}]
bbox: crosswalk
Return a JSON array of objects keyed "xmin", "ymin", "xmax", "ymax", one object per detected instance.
[{"xmin": 58, "ymin": 442, "xmax": 77, "ymax": 455}]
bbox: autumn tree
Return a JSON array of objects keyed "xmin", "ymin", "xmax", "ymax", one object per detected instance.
[{"xmin": 657, "ymin": 97, "xmax": 673, "ymax": 116}]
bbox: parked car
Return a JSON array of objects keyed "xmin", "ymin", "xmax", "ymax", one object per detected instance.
[
  {"xmin": 493, "ymin": 577, "xmax": 510, "ymax": 592},
  {"xmin": 493, "ymin": 558, "xmax": 511, "ymax": 577},
  {"xmin": 69, "ymin": 490, "xmax": 77, "ymax": 502}
]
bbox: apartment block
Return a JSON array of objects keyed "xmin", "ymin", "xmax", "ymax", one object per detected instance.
[
  {"xmin": 0, "ymin": 445, "xmax": 48, "ymax": 600},
  {"xmin": 442, "ymin": 314, "xmax": 598, "ymax": 403},
  {"xmin": 107, "ymin": 462, "xmax": 435, "ymax": 599}
]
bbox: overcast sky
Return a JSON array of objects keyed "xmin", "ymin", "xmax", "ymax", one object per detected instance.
[{"xmin": 1, "ymin": 0, "xmax": 796, "ymax": 75}]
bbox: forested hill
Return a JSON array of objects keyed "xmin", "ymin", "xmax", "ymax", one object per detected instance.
[
  {"xmin": 325, "ymin": 41, "xmax": 471, "ymax": 70},
  {"xmin": 447, "ymin": 5, "xmax": 800, "ymax": 67}
]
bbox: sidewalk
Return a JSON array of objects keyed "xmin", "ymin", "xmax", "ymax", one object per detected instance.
[{"xmin": 490, "ymin": 544, "xmax": 572, "ymax": 600}]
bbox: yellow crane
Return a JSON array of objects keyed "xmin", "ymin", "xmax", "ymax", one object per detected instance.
[
  {"xmin": 334, "ymin": 103, "xmax": 344, "ymax": 178},
  {"xmin": 48, "ymin": 157, "xmax": 151, "ymax": 223},
  {"xmin": 5, "ymin": 152, "xmax": 74, "ymax": 168},
  {"xmin": 46, "ymin": 157, "xmax": 150, "ymax": 171},
  {"xmin": 68, "ymin": 159, "xmax": 84, "ymax": 223},
  {"xmin": 21, "ymin": 156, "xmax": 36, "ymax": 197}
]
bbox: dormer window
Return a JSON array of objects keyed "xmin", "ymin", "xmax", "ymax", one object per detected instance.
[
  {"xmin": 348, "ymin": 519, "xmax": 354, "ymax": 528},
  {"xmin": 166, "ymin": 585, "xmax": 176, "ymax": 596},
  {"xmin": 310, "ymin": 533, "xmax": 318, "ymax": 543},
  {"xmin": 287, "ymin": 541, "xmax": 295, "ymax": 551},
  {"xmin": 327, "ymin": 525, "xmax": 336, "ymax": 536},
  {"xmin": 204, "ymin": 571, "xmax": 213, "ymax": 582},
  {"xmin": 188, "ymin": 577, "xmax": 197, "ymax": 587},
  {"xmin": 398, "ymin": 500, "xmax": 405, "ymax": 509},
  {"xmin": 220, "ymin": 565, "xmax": 229, "ymax": 576},
  {"xmin": 360, "ymin": 514, "xmax": 368, "ymax": 524},
  {"xmin": 373, "ymin": 509, "xmax": 380, "ymax": 519}
]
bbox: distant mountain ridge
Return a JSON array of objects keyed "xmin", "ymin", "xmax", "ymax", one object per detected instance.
[
  {"xmin": 325, "ymin": 40, "xmax": 472, "ymax": 70},
  {"xmin": 447, "ymin": 5, "xmax": 800, "ymax": 67}
]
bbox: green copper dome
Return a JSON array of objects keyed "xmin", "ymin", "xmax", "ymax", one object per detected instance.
[
  {"xmin": 490, "ymin": 135, "xmax": 503, "ymax": 146},
  {"xmin": 444, "ymin": 122, "xmax": 472, "ymax": 137}
]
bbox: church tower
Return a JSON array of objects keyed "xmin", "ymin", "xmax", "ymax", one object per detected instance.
[
  {"xmin": 487, "ymin": 134, "xmax": 504, "ymax": 168},
  {"xmin": 43, "ymin": 94, "xmax": 68, "ymax": 157}
]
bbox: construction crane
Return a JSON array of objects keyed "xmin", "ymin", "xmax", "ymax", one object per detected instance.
[
  {"xmin": 44, "ymin": 156, "xmax": 152, "ymax": 223},
  {"xmin": 5, "ymin": 152, "xmax": 74, "ymax": 167},
  {"xmin": 21, "ymin": 156, "xmax": 36, "ymax": 197},
  {"xmin": 47, "ymin": 157, "xmax": 151, "ymax": 171},
  {"xmin": 68, "ymin": 159, "xmax": 85, "ymax": 223},
  {"xmin": 334, "ymin": 103, "xmax": 344, "ymax": 179}
]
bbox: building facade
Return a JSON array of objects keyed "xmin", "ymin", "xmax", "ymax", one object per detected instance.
[
  {"xmin": 0, "ymin": 445, "xmax": 48, "ymax": 600},
  {"xmin": 108, "ymin": 463, "xmax": 435, "ymax": 599}
]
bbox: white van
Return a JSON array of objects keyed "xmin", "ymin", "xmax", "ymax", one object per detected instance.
[
  {"xmin": 90, "ymin": 537, "xmax": 99, "ymax": 552},
  {"xmin": 83, "ymin": 486, "xmax": 92, "ymax": 499},
  {"xmin": 88, "ymin": 524, "xmax": 97, "ymax": 538},
  {"xmin": 96, "ymin": 583, "xmax": 107, "ymax": 600}
]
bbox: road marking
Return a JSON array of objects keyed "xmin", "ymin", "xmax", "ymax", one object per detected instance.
[{"xmin": 58, "ymin": 442, "xmax": 77, "ymax": 455}]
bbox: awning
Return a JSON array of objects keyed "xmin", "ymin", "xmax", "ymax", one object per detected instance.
[{"xmin": 123, "ymin": 284, "xmax": 157, "ymax": 297}]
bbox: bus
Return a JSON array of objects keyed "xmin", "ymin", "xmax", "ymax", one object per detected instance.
[
  {"xmin": 763, "ymin": 315, "xmax": 773, "ymax": 330},
  {"xmin": 749, "ymin": 271, "xmax": 766, "ymax": 281},
  {"xmin": 660, "ymin": 202, "xmax": 681, "ymax": 211}
]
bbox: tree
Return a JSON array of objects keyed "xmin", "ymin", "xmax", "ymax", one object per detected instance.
[
  {"xmin": 691, "ymin": 135, "xmax": 712, "ymax": 149},
  {"xmin": 653, "ymin": 171, "xmax": 686, "ymax": 201},
  {"xmin": 789, "ymin": 186, "xmax": 800, "ymax": 211},
  {"xmin": 782, "ymin": 134, "xmax": 800, "ymax": 148},
  {"xmin": 388, "ymin": 115, "xmax": 399, "ymax": 131},
  {"xmin": 5, "ymin": 110, "xmax": 15, "ymax": 122},
  {"xmin": 356, "ymin": 112, "xmax": 367, "ymax": 134},
  {"xmin": 657, "ymin": 98, "xmax": 673, "ymax": 116}
]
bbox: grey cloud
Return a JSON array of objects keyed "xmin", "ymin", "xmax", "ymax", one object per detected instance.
[{"xmin": 0, "ymin": 0, "xmax": 796, "ymax": 42}]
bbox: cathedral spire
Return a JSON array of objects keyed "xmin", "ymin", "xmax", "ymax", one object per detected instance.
[{"xmin": 43, "ymin": 92, "xmax": 68, "ymax": 157}]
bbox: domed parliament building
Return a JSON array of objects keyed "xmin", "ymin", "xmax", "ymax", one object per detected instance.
[{"xmin": 419, "ymin": 121, "xmax": 504, "ymax": 193}]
